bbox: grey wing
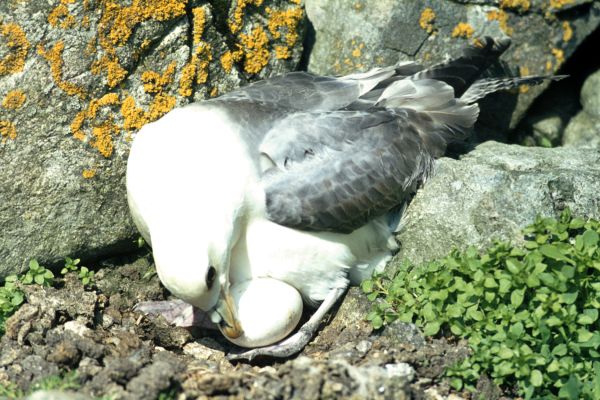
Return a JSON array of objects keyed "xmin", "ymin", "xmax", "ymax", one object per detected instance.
[
  {"xmin": 261, "ymin": 110, "xmax": 435, "ymax": 233},
  {"xmin": 220, "ymin": 65, "xmax": 423, "ymax": 112}
]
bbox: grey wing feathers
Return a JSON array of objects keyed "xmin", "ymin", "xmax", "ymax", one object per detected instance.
[{"xmin": 262, "ymin": 110, "xmax": 435, "ymax": 233}]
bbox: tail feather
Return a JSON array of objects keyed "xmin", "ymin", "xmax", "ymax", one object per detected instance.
[
  {"xmin": 460, "ymin": 75, "xmax": 568, "ymax": 103},
  {"xmin": 411, "ymin": 37, "xmax": 512, "ymax": 97}
]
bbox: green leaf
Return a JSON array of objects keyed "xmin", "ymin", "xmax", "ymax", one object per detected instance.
[
  {"xmin": 569, "ymin": 218, "xmax": 585, "ymax": 229},
  {"xmin": 29, "ymin": 259, "xmax": 39, "ymax": 270},
  {"xmin": 559, "ymin": 375, "xmax": 581, "ymax": 399},
  {"xmin": 506, "ymin": 258, "xmax": 523, "ymax": 274},
  {"xmin": 530, "ymin": 369, "xmax": 544, "ymax": 387},
  {"xmin": 423, "ymin": 321, "xmax": 440, "ymax": 336},
  {"xmin": 511, "ymin": 289, "xmax": 525, "ymax": 308},
  {"xmin": 577, "ymin": 309, "xmax": 598, "ymax": 325},
  {"xmin": 582, "ymin": 230, "xmax": 599, "ymax": 248},
  {"xmin": 361, "ymin": 280, "xmax": 373, "ymax": 293},
  {"xmin": 561, "ymin": 292, "xmax": 578, "ymax": 305},
  {"xmin": 540, "ymin": 244, "xmax": 566, "ymax": 261},
  {"xmin": 34, "ymin": 274, "xmax": 44, "ymax": 285}
]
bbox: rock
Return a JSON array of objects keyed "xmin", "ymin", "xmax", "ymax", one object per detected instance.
[
  {"xmin": 26, "ymin": 390, "xmax": 93, "ymax": 400},
  {"xmin": 305, "ymin": 0, "xmax": 600, "ymax": 141},
  {"xmin": 564, "ymin": 68, "xmax": 600, "ymax": 148},
  {"xmin": 391, "ymin": 141, "xmax": 600, "ymax": 271},
  {"xmin": 0, "ymin": 0, "xmax": 306, "ymax": 277}
]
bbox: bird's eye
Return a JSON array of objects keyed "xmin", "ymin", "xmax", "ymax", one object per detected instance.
[{"xmin": 206, "ymin": 266, "xmax": 216, "ymax": 289}]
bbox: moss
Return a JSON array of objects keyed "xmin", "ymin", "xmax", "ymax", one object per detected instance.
[
  {"xmin": 451, "ymin": 22, "xmax": 474, "ymax": 39},
  {"xmin": 0, "ymin": 121, "xmax": 17, "ymax": 141},
  {"xmin": 487, "ymin": 10, "xmax": 513, "ymax": 35},
  {"xmin": 37, "ymin": 41, "xmax": 86, "ymax": 99},
  {"xmin": 2, "ymin": 90, "xmax": 26, "ymax": 110},
  {"xmin": 0, "ymin": 22, "xmax": 30, "ymax": 75},
  {"xmin": 240, "ymin": 26, "xmax": 270, "ymax": 74},
  {"xmin": 499, "ymin": 0, "xmax": 531, "ymax": 12},
  {"xmin": 419, "ymin": 8, "xmax": 436, "ymax": 34},
  {"xmin": 562, "ymin": 21, "xmax": 573, "ymax": 42}
]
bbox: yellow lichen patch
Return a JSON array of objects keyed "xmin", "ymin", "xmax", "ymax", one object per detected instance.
[
  {"xmin": 0, "ymin": 22, "xmax": 30, "ymax": 75},
  {"xmin": 240, "ymin": 26, "xmax": 270, "ymax": 74},
  {"xmin": 451, "ymin": 23, "xmax": 474, "ymax": 39},
  {"xmin": 519, "ymin": 66, "xmax": 530, "ymax": 93},
  {"xmin": 499, "ymin": 0, "xmax": 530, "ymax": 12},
  {"xmin": 97, "ymin": 0, "xmax": 186, "ymax": 48},
  {"xmin": 552, "ymin": 47, "xmax": 565, "ymax": 66},
  {"xmin": 210, "ymin": 87, "xmax": 218, "ymax": 97},
  {"xmin": 549, "ymin": 0, "xmax": 574, "ymax": 9},
  {"xmin": 82, "ymin": 169, "xmax": 96, "ymax": 179},
  {"xmin": 121, "ymin": 93, "xmax": 176, "ymax": 131},
  {"xmin": 221, "ymin": 48, "xmax": 244, "ymax": 73},
  {"xmin": 0, "ymin": 120, "xmax": 17, "ymax": 141},
  {"xmin": 37, "ymin": 41, "xmax": 86, "ymax": 98},
  {"xmin": 562, "ymin": 21, "xmax": 573, "ymax": 42},
  {"xmin": 91, "ymin": 54, "xmax": 127, "ymax": 88},
  {"xmin": 230, "ymin": 0, "xmax": 264, "ymax": 34},
  {"xmin": 419, "ymin": 8, "xmax": 436, "ymax": 34},
  {"xmin": 487, "ymin": 10, "xmax": 513, "ymax": 35},
  {"xmin": 179, "ymin": 7, "xmax": 213, "ymax": 97},
  {"xmin": 266, "ymin": 5, "xmax": 304, "ymax": 58},
  {"xmin": 2, "ymin": 90, "xmax": 26, "ymax": 110},
  {"xmin": 274, "ymin": 45, "xmax": 291, "ymax": 59},
  {"xmin": 351, "ymin": 42, "xmax": 365, "ymax": 58},
  {"xmin": 71, "ymin": 93, "xmax": 121, "ymax": 157},
  {"xmin": 142, "ymin": 61, "xmax": 177, "ymax": 94},
  {"xmin": 546, "ymin": 59, "xmax": 553, "ymax": 71},
  {"xmin": 48, "ymin": 0, "xmax": 77, "ymax": 29}
]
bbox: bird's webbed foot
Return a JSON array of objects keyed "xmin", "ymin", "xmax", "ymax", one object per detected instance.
[{"xmin": 227, "ymin": 286, "xmax": 347, "ymax": 361}]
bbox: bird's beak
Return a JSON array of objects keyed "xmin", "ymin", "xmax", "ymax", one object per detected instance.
[{"xmin": 214, "ymin": 286, "xmax": 243, "ymax": 339}]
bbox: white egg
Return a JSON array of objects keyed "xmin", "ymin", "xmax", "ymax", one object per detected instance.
[{"xmin": 220, "ymin": 278, "xmax": 303, "ymax": 348}]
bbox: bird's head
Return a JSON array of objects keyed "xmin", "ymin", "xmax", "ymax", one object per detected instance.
[{"xmin": 151, "ymin": 229, "xmax": 243, "ymax": 339}]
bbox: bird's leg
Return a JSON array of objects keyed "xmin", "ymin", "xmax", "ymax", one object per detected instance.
[
  {"xmin": 227, "ymin": 285, "xmax": 347, "ymax": 361},
  {"xmin": 133, "ymin": 299, "xmax": 217, "ymax": 329}
]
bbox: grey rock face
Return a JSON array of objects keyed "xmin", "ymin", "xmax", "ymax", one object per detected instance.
[
  {"xmin": 0, "ymin": 0, "xmax": 305, "ymax": 277},
  {"xmin": 564, "ymin": 68, "xmax": 600, "ymax": 148},
  {"xmin": 305, "ymin": 0, "xmax": 600, "ymax": 141},
  {"xmin": 390, "ymin": 141, "xmax": 600, "ymax": 272}
]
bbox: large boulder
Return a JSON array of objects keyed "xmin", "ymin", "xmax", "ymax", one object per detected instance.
[
  {"xmin": 563, "ymin": 68, "xmax": 600, "ymax": 148},
  {"xmin": 390, "ymin": 141, "xmax": 600, "ymax": 272},
  {"xmin": 0, "ymin": 0, "xmax": 306, "ymax": 277},
  {"xmin": 305, "ymin": 0, "xmax": 600, "ymax": 141}
]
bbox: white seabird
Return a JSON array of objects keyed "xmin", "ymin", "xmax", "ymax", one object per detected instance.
[{"xmin": 127, "ymin": 37, "xmax": 561, "ymax": 359}]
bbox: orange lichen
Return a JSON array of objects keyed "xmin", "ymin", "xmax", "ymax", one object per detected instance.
[
  {"xmin": 419, "ymin": 8, "xmax": 436, "ymax": 34},
  {"xmin": 549, "ymin": 0, "xmax": 574, "ymax": 9},
  {"xmin": 0, "ymin": 120, "xmax": 17, "ymax": 141},
  {"xmin": 230, "ymin": 0, "xmax": 264, "ymax": 34},
  {"xmin": 546, "ymin": 59, "xmax": 553, "ymax": 71},
  {"xmin": 210, "ymin": 87, "xmax": 218, "ymax": 97},
  {"xmin": 37, "ymin": 41, "xmax": 86, "ymax": 98},
  {"xmin": 2, "ymin": 90, "xmax": 26, "ymax": 110},
  {"xmin": 351, "ymin": 42, "xmax": 365, "ymax": 58},
  {"xmin": 221, "ymin": 48, "xmax": 244, "ymax": 73},
  {"xmin": 121, "ymin": 93, "xmax": 176, "ymax": 131},
  {"xmin": 266, "ymin": 5, "xmax": 304, "ymax": 57},
  {"xmin": 91, "ymin": 55, "xmax": 127, "ymax": 88},
  {"xmin": 451, "ymin": 23, "xmax": 474, "ymax": 39},
  {"xmin": 500, "ymin": 0, "xmax": 530, "ymax": 12},
  {"xmin": 562, "ymin": 21, "xmax": 573, "ymax": 42},
  {"xmin": 179, "ymin": 7, "xmax": 213, "ymax": 97},
  {"xmin": 552, "ymin": 47, "xmax": 565, "ymax": 66},
  {"xmin": 142, "ymin": 62, "xmax": 177, "ymax": 94},
  {"xmin": 82, "ymin": 169, "xmax": 96, "ymax": 179},
  {"xmin": 519, "ymin": 66, "xmax": 530, "ymax": 93},
  {"xmin": 71, "ymin": 93, "xmax": 121, "ymax": 156},
  {"xmin": 240, "ymin": 26, "xmax": 270, "ymax": 74},
  {"xmin": 48, "ymin": 0, "xmax": 77, "ymax": 29},
  {"xmin": 0, "ymin": 22, "xmax": 30, "ymax": 75},
  {"xmin": 274, "ymin": 45, "xmax": 291, "ymax": 59},
  {"xmin": 487, "ymin": 10, "xmax": 513, "ymax": 35}
]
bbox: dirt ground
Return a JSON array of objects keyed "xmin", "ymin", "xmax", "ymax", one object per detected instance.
[{"xmin": 0, "ymin": 252, "xmax": 501, "ymax": 400}]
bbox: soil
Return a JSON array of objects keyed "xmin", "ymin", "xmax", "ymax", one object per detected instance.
[{"xmin": 0, "ymin": 252, "xmax": 497, "ymax": 400}]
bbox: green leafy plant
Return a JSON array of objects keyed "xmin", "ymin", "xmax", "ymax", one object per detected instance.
[
  {"xmin": 0, "ymin": 275, "xmax": 24, "ymax": 335},
  {"xmin": 30, "ymin": 370, "xmax": 81, "ymax": 392},
  {"xmin": 61, "ymin": 257, "xmax": 94, "ymax": 287},
  {"xmin": 21, "ymin": 259, "xmax": 54, "ymax": 286},
  {"xmin": 363, "ymin": 209, "xmax": 600, "ymax": 399}
]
